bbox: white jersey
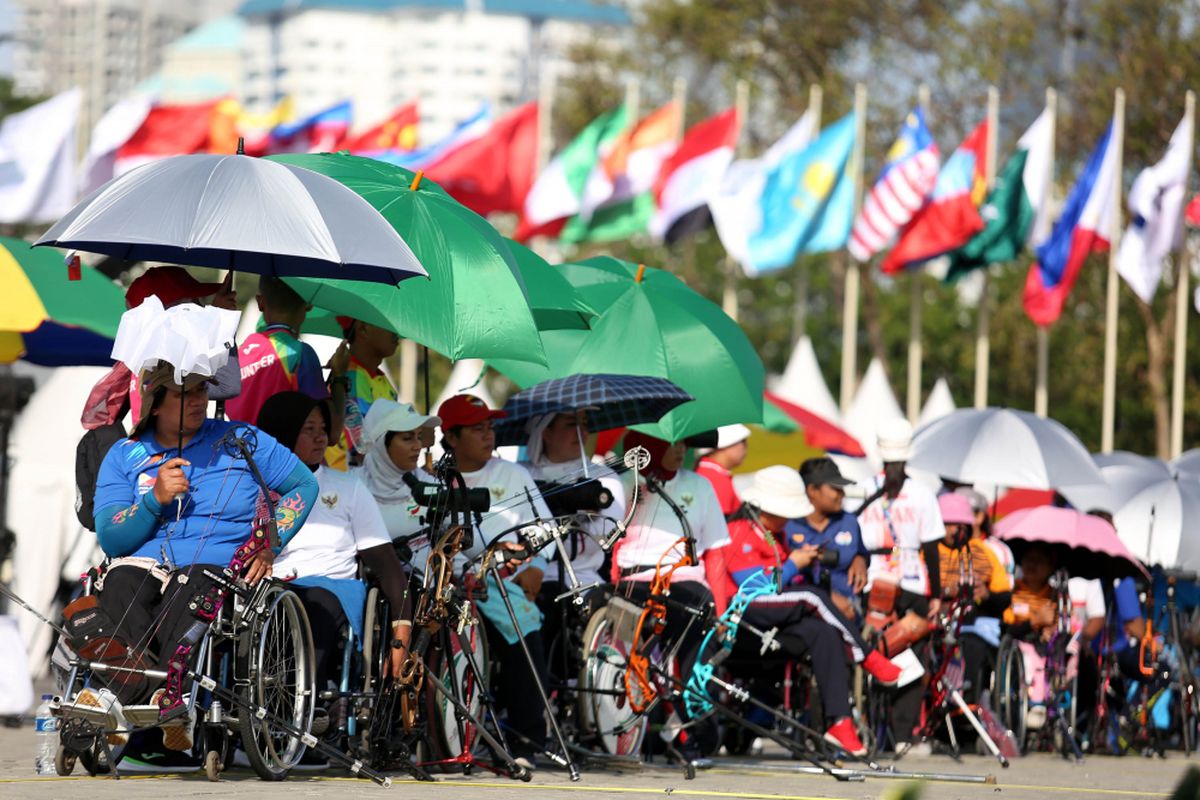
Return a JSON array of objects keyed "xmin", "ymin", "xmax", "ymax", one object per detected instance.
[
  {"xmin": 616, "ymin": 469, "xmax": 730, "ymax": 586},
  {"xmin": 275, "ymin": 466, "xmax": 391, "ymax": 581},
  {"xmin": 852, "ymin": 474, "xmax": 944, "ymax": 595}
]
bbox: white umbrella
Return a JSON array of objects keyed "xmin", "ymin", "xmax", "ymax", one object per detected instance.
[
  {"xmin": 111, "ymin": 296, "xmax": 240, "ymax": 383},
  {"xmin": 907, "ymin": 407, "xmax": 1104, "ymax": 490},
  {"xmin": 1060, "ymin": 452, "xmax": 1200, "ymax": 570},
  {"xmin": 36, "ymin": 153, "xmax": 427, "ymax": 284},
  {"xmin": 1172, "ymin": 448, "xmax": 1200, "ymax": 479}
]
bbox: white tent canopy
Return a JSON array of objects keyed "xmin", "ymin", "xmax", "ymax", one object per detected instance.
[
  {"xmin": 844, "ymin": 358, "xmax": 905, "ymax": 465},
  {"xmin": 918, "ymin": 377, "xmax": 957, "ymax": 429},
  {"xmin": 7, "ymin": 367, "xmax": 109, "ymax": 675},
  {"xmin": 770, "ymin": 335, "xmax": 841, "ymax": 424}
]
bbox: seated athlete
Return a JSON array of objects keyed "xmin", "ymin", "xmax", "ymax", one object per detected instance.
[
  {"xmin": 256, "ymin": 392, "xmax": 414, "ymax": 732},
  {"xmin": 725, "ymin": 466, "xmax": 902, "ymax": 757},
  {"xmin": 82, "ymin": 362, "xmax": 318, "ymax": 750}
]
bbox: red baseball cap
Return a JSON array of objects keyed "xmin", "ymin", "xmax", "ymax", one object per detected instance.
[
  {"xmin": 437, "ymin": 394, "xmax": 507, "ymax": 429},
  {"xmin": 126, "ymin": 266, "xmax": 223, "ymax": 310}
]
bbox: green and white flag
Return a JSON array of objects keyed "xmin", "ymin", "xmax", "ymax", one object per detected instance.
[
  {"xmin": 945, "ymin": 107, "xmax": 1053, "ymax": 281},
  {"xmin": 522, "ymin": 105, "xmax": 629, "ymax": 228}
]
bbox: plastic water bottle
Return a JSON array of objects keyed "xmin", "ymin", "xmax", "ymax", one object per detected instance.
[{"xmin": 34, "ymin": 694, "xmax": 57, "ymax": 775}]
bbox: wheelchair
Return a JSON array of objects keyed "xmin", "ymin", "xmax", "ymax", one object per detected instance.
[
  {"xmin": 577, "ymin": 591, "xmax": 650, "ymax": 756},
  {"xmin": 992, "ymin": 629, "xmax": 1081, "ymax": 757},
  {"xmin": 52, "ymin": 565, "xmax": 316, "ymax": 782}
]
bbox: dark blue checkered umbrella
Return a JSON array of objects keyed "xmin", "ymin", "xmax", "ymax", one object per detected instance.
[{"xmin": 494, "ymin": 373, "xmax": 693, "ymax": 446}]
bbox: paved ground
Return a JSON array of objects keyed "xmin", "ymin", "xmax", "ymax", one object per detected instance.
[{"xmin": 0, "ymin": 721, "xmax": 1195, "ymax": 800}]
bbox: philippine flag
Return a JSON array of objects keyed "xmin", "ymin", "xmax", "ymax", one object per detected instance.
[{"xmin": 1023, "ymin": 119, "xmax": 1119, "ymax": 326}]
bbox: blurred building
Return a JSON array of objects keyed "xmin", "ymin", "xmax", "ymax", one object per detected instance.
[
  {"xmin": 10, "ymin": 0, "xmax": 238, "ymax": 142},
  {"xmin": 236, "ymin": 0, "xmax": 629, "ymax": 141}
]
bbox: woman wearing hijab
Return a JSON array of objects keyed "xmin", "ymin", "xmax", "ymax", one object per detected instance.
[
  {"xmin": 358, "ymin": 399, "xmax": 441, "ymax": 567},
  {"xmin": 255, "ymin": 392, "xmax": 414, "ymax": 739}
]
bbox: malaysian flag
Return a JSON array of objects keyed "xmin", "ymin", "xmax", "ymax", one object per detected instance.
[{"xmin": 848, "ymin": 107, "xmax": 940, "ymax": 262}]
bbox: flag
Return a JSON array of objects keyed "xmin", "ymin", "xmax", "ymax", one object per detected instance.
[
  {"xmin": 1116, "ymin": 113, "xmax": 1192, "ymax": 303},
  {"xmin": 848, "ymin": 107, "xmax": 939, "ymax": 262},
  {"xmin": 746, "ymin": 112, "xmax": 857, "ymax": 274},
  {"xmin": 340, "ymin": 101, "xmax": 418, "ymax": 153},
  {"xmin": 0, "ymin": 89, "xmax": 81, "ymax": 224},
  {"xmin": 882, "ymin": 119, "xmax": 990, "ymax": 274},
  {"xmin": 236, "ymin": 97, "xmax": 296, "ymax": 156},
  {"xmin": 1024, "ymin": 119, "xmax": 1120, "ymax": 326},
  {"xmin": 522, "ymin": 105, "xmax": 629, "ymax": 229},
  {"xmin": 374, "ymin": 104, "xmax": 491, "ymax": 170},
  {"xmin": 79, "ymin": 92, "xmax": 154, "ymax": 194},
  {"xmin": 114, "ymin": 100, "xmax": 219, "ymax": 175},
  {"xmin": 207, "ymin": 98, "xmax": 245, "ymax": 155},
  {"xmin": 425, "ymin": 102, "xmax": 538, "ymax": 216},
  {"xmin": 711, "ymin": 109, "xmax": 816, "ymax": 268},
  {"xmin": 268, "ymin": 101, "xmax": 352, "ymax": 153},
  {"xmin": 580, "ymin": 102, "xmax": 682, "ymax": 220},
  {"xmin": 945, "ymin": 108, "xmax": 1054, "ymax": 281},
  {"xmin": 649, "ymin": 107, "xmax": 741, "ymax": 243}
]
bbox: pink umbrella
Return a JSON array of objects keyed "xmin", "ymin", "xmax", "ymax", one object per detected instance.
[{"xmin": 993, "ymin": 505, "xmax": 1148, "ymax": 579}]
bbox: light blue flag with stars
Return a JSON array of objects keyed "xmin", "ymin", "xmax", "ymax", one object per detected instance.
[{"xmin": 748, "ymin": 112, "xmax": 857, "ymax": 274}]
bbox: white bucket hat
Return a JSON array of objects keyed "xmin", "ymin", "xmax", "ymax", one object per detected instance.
[
  {"xmin": 740, "ymin": 465, "xmax": 814, "ymax": 519},
  {"xmin": 696, "ymin": 423, "xmax": 751, "ymax": 456},
  {"xmin": 363, "ymin": 399, "xmax": 440, "ymax": 450},
  {"xmin": 877, "ymin": 417, "xmax": 914, "ymax": 462}
]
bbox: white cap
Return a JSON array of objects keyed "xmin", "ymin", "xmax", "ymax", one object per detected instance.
[
  {"xmin": 877, "ymin": 417, "xmax": 914, "ymax": 462},
  {"xmin": 696, "ymin": 423, "xmax": 752, "ymax": 456},
  {"xmin": 740, "ymin": 465, "xmax": 814, "ymax": 519},
  {"xmin": 363, "ymin": 399, "xmax": 440, "ymax": 450}
]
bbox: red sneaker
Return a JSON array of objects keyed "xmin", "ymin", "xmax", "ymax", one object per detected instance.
[
  {"xmin": 823, "ymin": 717, "xmax": 867, "ymax": 757},
  {"xmin": 862, "ymin": 650, "xmax": 902, "ymax": 686}
]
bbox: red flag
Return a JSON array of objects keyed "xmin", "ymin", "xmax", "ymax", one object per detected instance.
[
  {"xmin": 425, "ymin": 102, "xmax": 538, "ymax": 216},
  {"xmin": 882, "ymin": 120, "xmax": 990, "ymax": 274},
  {"xmin": 114, "ymin": 101, "xmax": 219, "ymax": 174},
  {"xmin": 340, "ymin": 102, "xmax": 418, "ymax": 153}
]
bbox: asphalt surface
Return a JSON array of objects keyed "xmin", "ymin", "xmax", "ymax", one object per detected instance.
[{"xmin": 0, "ymin": 722, "xmax": 1194, "ymax": 800}]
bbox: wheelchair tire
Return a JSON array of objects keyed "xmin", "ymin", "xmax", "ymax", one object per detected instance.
[
  {"xmin": 578, "ymin": 600, "xmax": 647, "ymax": 756},
  {"xmin": 424, "ymin": 610, "xmax": 490, "ymax": 764},
  {"xmin": 237, "ymin": 586, "xmax": 316, "ymax": 781},
  {"xmin": 359, "ymin": 587, "xmax": 390, "ymax": 753},
  {"xmin": 993, "ymin": 636, "xmax": 1027, "ymax": 755}
]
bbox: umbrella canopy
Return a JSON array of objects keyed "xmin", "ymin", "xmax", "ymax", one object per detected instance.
[
  {"xmin": 37, "ymin": 153, "xmax": 427, "ymax": 284},
  {"xmin": 762, "ymin": 391, "xmax": 865, "ymax": 457},
  {"xmin": 993, "ymin": 505, "xmax": 1147, "ymax": 580},
  {"xmin": 1062, "ymin": 452, "xmax": 1200, "ymax": 571},
  {"xmin": 1173, "ymin": 448, "xmax": 1200, "ymax": 479},
  {"xmin": 908, "ymin": 407, "xmax": 1104, "ymax": 490},
  {"xmin": 0, "ymin": 236, "xmax": 125, "ymax": 366},
  {"xmin": 493, "ymin": 374, "xmax": 693, "ymax": 447},
  {"xmin": 111, "ymin": 296, "xmax": 240, "ymax": 383},
  {"xmin": 504, "ymin": 239, "xmax": 596, "ymax": 331},
  {"xmin": 267, "ymin": 153, "xmax": 546, "ymax": 365},
  {"xmin": 491, "ymin": 258, "xmax": 764, "ymax": 442}
]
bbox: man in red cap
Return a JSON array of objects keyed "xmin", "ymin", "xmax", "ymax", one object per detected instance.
[
  {"xmin": 433, "ymin": 393, "xmax": 553, "ymax": 770},
  {"xmin": 324, "ymin": 317, "xmax": 401, "ymax": 471}
]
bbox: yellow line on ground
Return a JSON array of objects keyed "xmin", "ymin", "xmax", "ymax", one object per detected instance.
[{"xmin": 421, "ymin": 781, "xmax": 838, "ymax": 800}]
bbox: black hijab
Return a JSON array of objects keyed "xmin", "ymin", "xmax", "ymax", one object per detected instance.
[{"xmin": 256, "ymin": 391, "xmax": 330, "ymax": 464}]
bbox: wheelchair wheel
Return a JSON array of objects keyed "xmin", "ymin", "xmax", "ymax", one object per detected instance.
[
  {"xmin": 578, "ymin": 599, "xmax": 647, "ymax": 756},
  {"xmin": 237, "ymin": 586, "xmax": 315, "ymax": 781},
  {"xmin": 424, "ymin": 611, "xmax": 490, "ymax": 763},
  {"xmin": 358, "ymin": 587, "xmax": 390, "ymax": 752},
  {"xmin": 993, "ymin": 636, "xmax": 1027, "ymax": 754}
]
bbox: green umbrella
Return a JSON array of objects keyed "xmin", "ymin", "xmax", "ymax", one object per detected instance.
[
  {"xmin": 267, "ymin": 152, "xmax": 546, "ymax": 365},
  {"xmin": 504, "ymin": 239, "xmax": 596, "ymax": 331},
  {"xmin": 491, "ymin": 257, "xmax": 764, "ymax": 442}
]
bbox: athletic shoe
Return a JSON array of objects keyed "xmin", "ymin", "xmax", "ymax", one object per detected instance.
[
  {"xmin": 513, "ymin": 756, "xmax": 536, "ymax": 772},
  {"xmin": 119, "ymin": 748, "xmax": 202, "ymax": 774},
  {"xmin": 1026, "ymin": 705, "xmax": 1047, "ymax": 730},
  {"xmin": 902, "ymin": 741, "xmax": 933, "ymax": 758},
  {"xmin": 72, "ymin": 687, "xmax": 129, "ymax": 747},
  {"xmin": 862, "ymin": 651, "xmax": 903, "ymax": 686},
  {"xmin": 292, "ymin": 749, "xmax": 330, "ymax": 771},
  {"xmin": 150, "ymin": 689, "xmax": 195, "ymax": 752},
  {"xmin": 823, "ymin": 717, "xmax": 868, "ymax": 757}
]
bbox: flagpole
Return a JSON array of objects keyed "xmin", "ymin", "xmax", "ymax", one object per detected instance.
[
  {"xmin": 792, "ymin": 84, "xmax": 822, "ymax": 340},
  {"xmin": 1101, "ymin": 87, "xmax": 1125, "ymax": 453},
  {"xmin": 1171, "ymin": 89, "xmax": 1195, "ymax": 458},
  {"xmin": 975, "ymin": 86, "xmax": 1000, "ymax": 409},
  {"xmin": 722, "ymin": 79, "xmax": 742, "ymax": 321},
  {"xmin": 907, "ymin": 84, "xmax": 931, "ymax": 424},
  {"xmin": 1035, "ymin": 87, "xmax": 1057, "ymax": 419},
  {"xmin": 840, "ymin": 83, "xmax": 868, "ymax": 415}
]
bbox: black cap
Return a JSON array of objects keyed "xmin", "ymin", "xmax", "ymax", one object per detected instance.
[{"xmin": 799, "ymin": 457, "xmax": 853, "ymax": 488}]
